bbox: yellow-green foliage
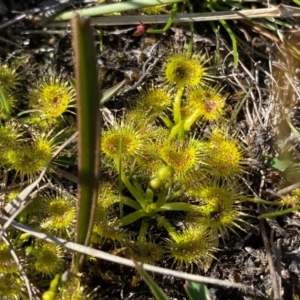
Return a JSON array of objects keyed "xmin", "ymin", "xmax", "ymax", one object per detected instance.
[
  {"xmin": 0, "ymin": 242, "xmax": 19, "ymax": 274},
  {"xmin": 136, "ymin": 88, "xmax": 172, "ymax": 116},
  {"xmin": 203, "ymin": 129, "xmax": 244, "ymax": 177},
  {"xmin": 0, "ymin": 64, "xmax": 20, "ymax": 119},
  {"xmin": 163, "ymin": 52, "xmax": 208, "ymax": 88},
  {"xmin": 0, "ymin": 242, "xmax": 26, "ymax": 299},
  {"xmin": 185, "ymin": 182, "xmax": 247, "ymax": 239},
  {"xmin": 158, "ymin": 139, "xmax": 201, "ymax": 180},
  {"xmin": 143, "ymin": 4, "xmax": 169, "ymax": 15},
  {"xmin": 29, "ymin": 75, "xmax": 75, "ymax": 121},
  {"xmin": 26, "ymin": 242, "xmax": 64, "ymax": 277},
  {"xmin": 165, "ymin": 225, "xmax": 216, "ymax": 268},
  {"xmin": 125, "ymin": 240, "xmax": 164, "ymax": 264},
  {"xmin": 92, "ymin": 183, "xmax": 130, "ymax": 244},
  {"xmin": 5, "ymin": 135, "xmax": 53, "ymax": 179},
  {"xmin": 40, "ymin": 195, "xmax": 75, "ymax": 236},
  {"xmin": 280, "ymin": 188, "xmax": 300, "ymax": 207},
  {"xmin": 0, "ymin": 123, "xmax": 21, "ymax": 165},
  {"xmin": 186, "ymin": 86, "xmax": 226, "ymax": 122},
  {"xmin": 0, "ymin": 273, "xmax": 26, "ymax": 300},
  {"xmin": 96, "ymin": 48, "xmax": 249, "ymax": 270},
  {"xmin": 57, "ymin": 277, "xmax": 89, "ymax": 300},
  {"xmin": 0, "ymin": 65, "xmax": 74, "ymax": 180},
  {"xmin": 0, "ymin": 46, "xmax": 251, "ymax": 296}
]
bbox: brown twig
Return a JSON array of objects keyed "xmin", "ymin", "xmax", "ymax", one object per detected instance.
[
  {"xmin": 47, "ymin": 5, "xmax": 300, "ymax": 27},
  {"xmin": 274, "ymin": 239, "xmax": 283, "ymax": 297},
  {"xmin": 276, "ymin": 181, "xmax": 300, "ymax": 196},
  {"xmin": 260, "ymin": 218, "xmax": 281, "ymax": 300},
  {"xmin": 0, "ymin": 214, "xmax": 255, "ymax": 293}
]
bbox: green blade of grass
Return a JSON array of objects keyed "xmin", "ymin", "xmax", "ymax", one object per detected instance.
[
  {"xmin": 133, "ymin": 259, "xmax": 170, "ymax": 300},
  {"xmin": 260, "ymin": 206, "xmax": 300, "ymax": 219},
  {"xmin": 266, "ymin": 156, "xmax": 295, "ymax": 171},
  {"xmin": 184, "ymin": 281, "xmax": 211, "ymax": 300},
  {"xmin": 72, "ymin": 14, "xmax": 101, "ymax": 272},
  {"xmin": 207, "ymin": 4, "xmax": 238, "ymax": 67},
  {"xmin": 100, "ymin": 79, "xmax": 126, "ymax": 104},
  {"xmin": 118, "ymin": 210, "xmax": 148, "ymax": 226},
  {"xmin": 54, "ymin": 0, "xmax": 183, "ymax": 22},
  {"xmin": 287, "ymin": 118, "xmax": 300, "ymax": 141},
  {"xmin": 121, "ymin": 196, "xmax": 142, "ymax": 210},
  {"xmin": 68, "ymin": 77, "xmax": 126, "ymax": 105},
  {"xmin": 0, "ymin": 85, "xmax": 10, "ymax": 117},
  {"xmin": 118, "ymin": 139, "xmax": 124, "ymax": 218},
  {"xmin": 216, "ymin": 19, "xmax": 238, "ymax": 67}
]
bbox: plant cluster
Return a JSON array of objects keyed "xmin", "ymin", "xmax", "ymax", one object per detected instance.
[
  {"xmin": 0, "ymin": 62, "xmax": 80, "ymax": 297},
  {"xmin": 3, "ymin": 0, "xmax": 300, "ymax": 298},
  {"xmin": 0, "ymin": 64, "xmax": 76, "ymax": 180},
  {"xmin": 0, "ymin": 49, "xmax": 250, "ymax": 297},
  {"xmin": 97, "ymin": 49, "xmax": 249, "ymax": 269}
]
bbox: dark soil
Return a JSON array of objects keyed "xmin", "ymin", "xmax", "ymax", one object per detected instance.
[{"xmin": 1, "ymin": 0, "xmax": 300, "ymax": 299}]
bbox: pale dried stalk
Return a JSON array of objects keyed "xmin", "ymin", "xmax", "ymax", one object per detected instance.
[{"xmin": 48, "ymin": 5, "xmax": 300, "ymax": 27}]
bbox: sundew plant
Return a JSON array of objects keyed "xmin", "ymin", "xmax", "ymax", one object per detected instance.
[
  {"xmin": 98, "ymin": 48, "xmax": 250, "ymax": 268},
  {"xmin": 0, "ymin": 64, "xmax": 79, "ymax": 298},
  {"xmin": 3, "ymin": 0, "xmax": 300, "ymax": 297},
  {"xmin": 0, "ymin": 42, "xmax": 253, "ymax": 298}
]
